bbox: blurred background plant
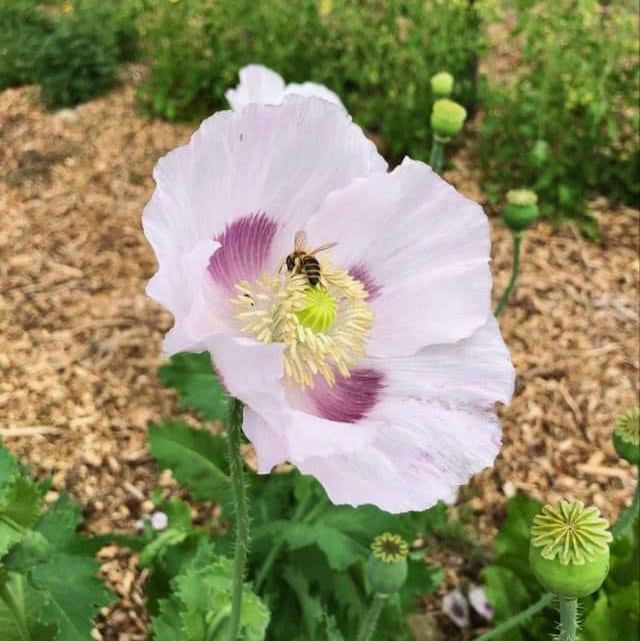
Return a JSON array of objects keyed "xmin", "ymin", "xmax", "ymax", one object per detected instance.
[
  {"xmin": 478, "ymin": 0, "xmax": 639, "ymax": 237},
  {"xmin": 1, "ymin": 0, "xmax": 637, "ymax": 234}
]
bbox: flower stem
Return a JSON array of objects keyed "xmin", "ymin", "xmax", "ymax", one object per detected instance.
[
  {"xmin": 494, "ymin": 230, "xmax": 523, "ymax": 317},
  {"xmin": 473, "ymin": 593, "xmax": 554, "ymax": 641},
  {"xmin": 225, "ymin": 397, "xmax": 249, "ymax": 641},
  {"xmin": 429, "ymin": 138, "xmax": 445, "ymax": 173},
  {"xmin": 612, "ymin": 478, "xmax": 640, "ymax": 539},
  {"xmin": 356, "ymin": 594, "xmax": 387, "ymax": 641},
  {"xmin": 558, "ymin": 598, "xmax": 578, "ymax": 641}
]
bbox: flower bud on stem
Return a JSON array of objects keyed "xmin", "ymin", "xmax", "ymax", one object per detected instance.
[{"xmin": 357, "ymin": 534, "xmax": 409, "ymax": 641}]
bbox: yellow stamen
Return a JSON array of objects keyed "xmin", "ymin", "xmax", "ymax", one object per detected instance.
[{"xmin": 231, "ymin": 259, "xmax": 373, "ymax": 388}]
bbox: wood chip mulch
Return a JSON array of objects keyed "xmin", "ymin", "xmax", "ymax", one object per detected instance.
[{"xmin": 1, "ymin": 79, "xmax": 638, "ymax": 641}]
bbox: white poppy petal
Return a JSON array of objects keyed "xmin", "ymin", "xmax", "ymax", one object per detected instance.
[{"xmin": 305, "ymin": 157, "xmax": 491, "ymax": 355}]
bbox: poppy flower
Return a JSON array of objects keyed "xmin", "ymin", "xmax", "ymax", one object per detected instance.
[
  {"xmin": 225, "ymin": 64, "xmax": 344, "ymax": 111},
  {"xmin": 143, "ymin": 95, "xmax": 513, "ymax": 513}
]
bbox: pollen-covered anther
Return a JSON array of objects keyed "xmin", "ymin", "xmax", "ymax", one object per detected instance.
[{"xmin": 231, "ymin": 259, "xmax": 373, "ymax": 388}]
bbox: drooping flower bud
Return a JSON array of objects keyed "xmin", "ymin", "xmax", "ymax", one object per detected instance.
[
  {"xmin": 430, "ymin": 99, "xmax": 467, "ymax": 139},
  {"xmin": 431, "ymin": 71, "xmax": 454, "ymax": 98},
  {"xmin": 367, "ymin": 533, "xmax": 409, "ymax": 595},
  {"xmin": 502, "ymin": 189, "xmax": 539, "ymax": 232},
  {"xmin": 613, "ymin": 407, "xmax": 640, "ymax": 465},
  {"xmin": 529, "ymin": 499, "xmax": 612, "ymax": 598},
  {"xmin": 295, "ymin": 287, "xmax": 337, "ymax": 334}
]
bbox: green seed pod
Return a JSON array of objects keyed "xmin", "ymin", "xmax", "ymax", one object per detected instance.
[
  {"xmin": 367, "ymin": 533, "xmax": 409, "ymax": 595},
  {"xmin": 502, "ymin": 189, "xmax": 539, "ymax": 232},
  {"xmin": 613, "ymin": 407, "xmax": 640, "ymax": 465},
  {"xmin": 529, "ymin": 499, "xmax": 612, "ymax": 598},
  {"xmin": 295, "ymin": 287, "xmax": 337, "ymax": 334},
  {"xmin": 430, "ymin": 99, "xmax": 467, "ymax": 138},
  {"xmin": 430, "ymin": 71, "xmax": 454, "ymax": 98}
]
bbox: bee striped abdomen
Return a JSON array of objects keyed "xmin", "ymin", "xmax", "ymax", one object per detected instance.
[{"xmin": 301, "ymin": 255, "xmax": 321, "ymax": 286}]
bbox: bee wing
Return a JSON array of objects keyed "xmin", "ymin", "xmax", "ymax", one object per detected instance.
[
  {"xmin": 309, "ymin": 241, "xmax": 338, "ymax": 256},
  {"xmin": 294, "ymin": 230, "xmax": 308, "ymax": 252}
]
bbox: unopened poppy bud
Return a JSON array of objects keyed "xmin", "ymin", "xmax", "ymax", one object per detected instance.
[
  {"xmin": 529, "ymin": 499, "xmax": 612, "ymax": 598},
  {"xmin": 503, "ymin": 189, "xmax": 539, "ymax": 231},
  {"xmin": 430, "ymin": 99, "xmax": 467, "ymax": 139},
  {"xmin": 367, "ymin": 533, "xmax": 408, "ymax": 595},
  {"xmin": 431, "ymin": 71, "xmax": 454, "ymax": 98},
  {"xmin": 613, "ymin": 407, "xmax": 639, "ymax": 465}
]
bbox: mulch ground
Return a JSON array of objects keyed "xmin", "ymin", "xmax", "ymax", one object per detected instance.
[{"xmin": 1, "ymin": 77, "xmax": 638, "ymax": 641}]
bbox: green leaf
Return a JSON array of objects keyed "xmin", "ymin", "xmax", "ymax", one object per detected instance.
[
  {"xmin": 29, "ymin": 496, "xmax": 113, "ymax": 641},
  {"xmin": 582, "ymin": 581, "xmax": 640, "ymax": 641},
  {"xmin": 481, "ymin": 567, "xmax": 531, "ymax": 641},
  {"xmin": 254, "ymin": 520, "xmax": 366, "ymax": 571},
  {"xmin": 158, "ymin": 352, "xmax": 229, "ymax": 421},
  {"xmin": 152, "ymin": 548, "xmax": 269, "ymax": 641},
  {"xmin": 0, "ymin": 572, "xmax": 56, "ymax": 641},
  {"xmin": 148, "ymin": 422, "xmax": 230, "ymax": 503},
  {"xmin": 0, "ymin": 440, "xmax": 19, "ymax": 487},
  {"xmin": 0, "ymin": 476, "xmax": 42, "ymax": 557}
]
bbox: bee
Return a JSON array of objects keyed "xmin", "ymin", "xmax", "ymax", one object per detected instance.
[{"xmin": 285, "ymin": 231, "xmax": 337, "ymax": 287}]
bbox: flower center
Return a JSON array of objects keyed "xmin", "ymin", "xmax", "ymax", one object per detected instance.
[
  {"xmin": 231, "ymin": 255, "xmax": 373, "ymax": 389},
  {"xmin": 371, "ymin": 533, "xmax": 409, "ymax": 564},
  {"xmin": 530, "ymin": 499, "xmax": 612, "ymax": 566}
]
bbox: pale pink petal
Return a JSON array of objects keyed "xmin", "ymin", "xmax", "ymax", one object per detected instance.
[
  {"xmin": 469, "ymin": 585, "xmax": 495, "ymax": 621},
  {"xmin": 225, "ymin": 64, "xmax": 286, "ymax": 109},
  {"xmin": 143, "ymin": 98, "xmax": 385, "ymax": 354},
  {"xmin": 305, "ymin": 157, "xmax": 491, "ymax": 356},
  {"xmin": 294, "ymin": 397, "xmax": 502, "ymax": 513},
  {"xmin": 285, "ymin": 82, "xmax": 344, "ymax": 110},
  {"xmin": 225, "ymin": 64, "xmax": 345, "ymax": 111},
  {"xmin": 371, "ymin": 316, "xmax": 514, "ymax": 407},
  {"xmin": 443, "ymin": 589, "xmax": 470, "ymax": 628},
  {"xmin": 242, "ymin": 408, "xmax": 288, "ymax": 474},
  {"xmin": 204, "ymin": 334, "xmax": 287, "ymax": 422},
  {"xmin": 304, "ymin": 368, "xmax": 385, "ymax": 423}
]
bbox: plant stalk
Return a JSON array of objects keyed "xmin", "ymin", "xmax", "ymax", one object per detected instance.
[
  {"xmin": 225, "ymin": 397, "xmax": 249, "ymax": 641},
  {"xmin": 356, "ymin": 594, "xmax": 386, "ymax": 641},
  {"xmin": 473, "ymin": 593, "xmax": 554, "ymax": 641},
  {"xmin": 558, "ymin": 598, "xmax": 578, "ymax": 641},
  {"xmin": 494, "ymin": 230, "xmax": 523, "ymax": 316},
  {"xmin": 429, "ymin": 138, "xmax": 445, "ymax": 173}
]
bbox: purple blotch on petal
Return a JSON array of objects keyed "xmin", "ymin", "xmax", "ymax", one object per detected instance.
[
  {"xmin": 208, "ymin": 212, "xmax": 278, "ymax": 295},
  {"xmin": 349, "ymin": 263, "xmax": 382, "ymax": 301},
  {"xmin": 308, "ymin": 367, "xmax": 384, "ymax": 423}
]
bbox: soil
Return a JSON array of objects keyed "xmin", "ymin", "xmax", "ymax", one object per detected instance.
[{"xmin": 1, "ymin": 76, "xmax": 638, "ymax": 640}]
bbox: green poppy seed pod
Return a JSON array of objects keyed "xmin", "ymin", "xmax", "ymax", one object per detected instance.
[
  {"xmin": 367, "ymin": 533, "xmax": 409, "ymax": 595},
  {"xmin": 430, "ymin": 99, "xmax": 467, "ymax": 139},
  {"xmin": 430, "ymin": 71, "xmax": 454, "ymax": 98},
  {"xmin": 502, "ymin": 189, "xmax": 540, "ymax": 232},
  {"xmin": 295, "ymin": 287, "xmax": 337, "ymax": 334},
  {"xmin": 613, "ymin": 407, "xmax": 640, "ymax": 465},
  {"xmin": 529, "ymin": 499, "xmax": 612, "ymax": 598}
]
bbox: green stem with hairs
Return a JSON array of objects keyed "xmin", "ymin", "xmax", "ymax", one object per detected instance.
[
  {"xmin": 612, "ymin": 478, "xmax": 640, "ymax": 539},
  {"xmin": 558, "ymin": 598, "xmax": 578, "ymax": 641},
  {"xmin": 356, "ymin": 594, "xmax": 387, "ymax": 641},
  {"xmin": 429, "ymin": 138, "xmax": 445, "ymax": 173},
  {"xmin": 494, "ymin": 230, "xmax": 523, "ymax": 317},
  {"xmin": 473, "ymin": 593, "xmax": 554, "ymax": 641},
  {"xmin": 225, "ymin": 398, "xmax": 249, "ymax": 641}
]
